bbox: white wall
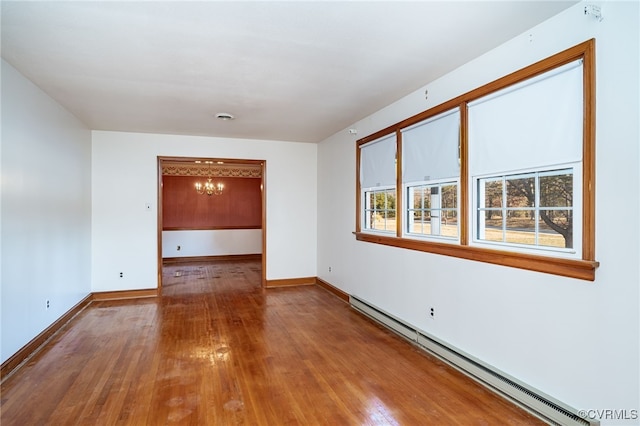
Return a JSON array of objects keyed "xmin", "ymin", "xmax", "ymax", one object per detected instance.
[
  {"xmin": 162, "ymin": 229, "xmax": 261, "ymax": 258},
  {"xmin": 1, "ymin": 60, "xmax": 92, "ymax": 363},
  {"xmin": 91, "ymin": 131, "xmax": 316, "ymax": 291},
  {"xmin": 317, "ymin": 2, "xmax": 639, "ymax": 423}
]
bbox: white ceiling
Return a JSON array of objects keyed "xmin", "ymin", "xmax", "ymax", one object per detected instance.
[{"xmin": 1, "ymin": 1, "xmax": 577, "ymax": 143}]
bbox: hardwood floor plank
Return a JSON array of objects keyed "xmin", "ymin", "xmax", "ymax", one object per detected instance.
[{"xmin": 1, "ymin": 259, "xmax": 544, "ymax": 425}]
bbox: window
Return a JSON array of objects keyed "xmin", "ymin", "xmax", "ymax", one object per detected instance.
[
  {"xmin": 406, "ymin": 182, "xmax": 458, "ymax": 239},
  {"xmin": 364, "ymin": 188, "xmax": 396, "ymax": 232},
  {"xmin": 476, "ymin": 168, "xmax": 577, "ymax": 253},
  {"xmin": 402, "ymin": 108, "xmax": 460, "ymax": 241},
  {"xmin": 355, "ymin": 39, "xmax": 598, "ymax": 280},
  {"xmin": 359, "ymin": 134, "xmax": 397, "ymax": 234},
  {"xmin": 468, "ymin": 59, "xmax": 583, "ymax": 257}
]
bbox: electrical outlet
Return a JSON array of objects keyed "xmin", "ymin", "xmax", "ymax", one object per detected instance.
[
  {"xmin": 177, "ymin": 245, "xmax": 181, "ymax": 251},
  {"xmin": 328, "ymin": 266, "xmax": 332, "ymax": 272},
  {"xmin": 46, "ymin": 299, "xmax": 50, "ymax": 309},
  {"xmin": 429, "ymin": 306, "xmax": 435, "ymax": 319},
  {"xmin": 119, "ymin": 272, "xmax": 124, "ymax": 278}
]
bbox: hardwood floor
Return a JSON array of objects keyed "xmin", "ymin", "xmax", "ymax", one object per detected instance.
[{"xmin": 1, "ymin": 259, "xmax": 544, "ymax": 425}]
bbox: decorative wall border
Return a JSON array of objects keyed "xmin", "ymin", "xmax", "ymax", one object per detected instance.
[{"xmin": 162, "ymin": 162, "xmax": 262, "ymax": 178}]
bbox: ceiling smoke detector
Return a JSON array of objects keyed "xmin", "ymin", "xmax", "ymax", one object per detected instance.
[{"xmin": 215, "ymin": 112, "xmax": 235, "ymax": 121}]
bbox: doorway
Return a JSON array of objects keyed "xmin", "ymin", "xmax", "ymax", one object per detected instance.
[{"xmin": 157, "ymin": 156, "xmax": 267, "ymax": 289}]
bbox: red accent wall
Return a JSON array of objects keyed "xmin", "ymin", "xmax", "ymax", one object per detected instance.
[{"xmin": 162, "ymin": 176, "xmax": 262, "ymax": 229}]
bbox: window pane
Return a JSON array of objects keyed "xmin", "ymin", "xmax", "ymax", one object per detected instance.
[
  {"xmin": 409, "ymin": 210, "xmax": 424, "ymax": 234},
  {"xmin": 383, "ymin": 210, "xmax": 395, "ymax": 231},
  {"xmin": 385, "ymin": 189, "xmax": 396, "ymax": 219},
  {"xmin": 480, "ymin": 210, "xmax": 503, "ymax": 242},
  {"xmin": 484, "ymin": 179, "xmax": 503, "ymax": 209},
  {"xmin": 540, "ymin": 172, "xmax": 572, "ymax": 207},
  {"xmin": 374, "ymin": 192, "xmax": 384, "ymax": 211},
  {"xmin": 367, "ymin": 208, "xmax": 376, "ymax": 229},
  {"xmin": 539, "ymin": 210, "xmax": 573, "ymax": 248},
  {"xmin": 442, "ymin": 184, "xmax": 457, "ymax": 209},
  {"xmin": 371, "ymin": 212, "xmax": 385, "ymax": 230},
  {"xmin": 506, "ymin": 176, "xmax": 534, "ymax": 209},
  {"xmin": 422, "ymin": 215, "xmax": 433, "ymax": 235},
  {"xmin": 412, "ymin": 187, "xmax": 423, "ymax": 209},
  {"xmin": 368, "ymin": 192, "xmax": 375, "ymax": 210},
  {"xmin": 505, "ymin": 211, "xmax": 536, "ymax": 245},
  {"xmin": 442, "ymin": 210, "xmax": 458, "ymax": 238},
  {"xmin": 423, "ymin": 190, "xmax": 431, "ymax": 209},
  {"xmin": 375, "ymin": 192, "xmax": 386, "ymax": 213}
]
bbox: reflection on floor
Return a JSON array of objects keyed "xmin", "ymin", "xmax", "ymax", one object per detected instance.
[{"xmin": 1, "ymin": 259, "xmax": 543, "ymax": 425}]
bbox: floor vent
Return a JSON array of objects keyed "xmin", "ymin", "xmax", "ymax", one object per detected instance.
[{"xmin": 349, "ymin": 295, "xmax": 598, "ymax": 426}]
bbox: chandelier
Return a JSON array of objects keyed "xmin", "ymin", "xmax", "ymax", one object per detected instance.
[{"xmin": 195, "ymin": 161, "xmax": 224, "ymax": 196}]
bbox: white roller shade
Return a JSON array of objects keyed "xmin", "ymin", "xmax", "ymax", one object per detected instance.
[
  {"xmin": 360, "ymin": 134, "xmax": 396, "ymax": 188},
  {"xmin": 402, "ymin": 109, "xmax": 460, "ymax": 183},
  {"xmin": 468, "ymin": 60, "xmax": 583, "ymax": 176}
]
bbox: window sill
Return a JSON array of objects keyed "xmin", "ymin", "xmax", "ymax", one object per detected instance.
[{"xmin": 354, "ymin": 232, "xmax": 599, "ymax": 281}]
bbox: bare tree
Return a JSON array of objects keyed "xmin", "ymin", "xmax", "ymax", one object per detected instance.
[{"xmin": 507, "ymin": 174, "xmax": 573, "ymax": 248}]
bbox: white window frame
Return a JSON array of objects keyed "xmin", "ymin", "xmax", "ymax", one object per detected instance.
[
  {"xmin": 359, "ymin": 133, "xmax": 397, "ymax": 235},
  {"xmin": 401, "ymin": 107, "xmax": 460, "ymax": 243},
  {"xmin": 472, "ymin": 163, "xmax": 582, "ymax": 258},
  {"xmin": 404, "ymin": 178, "xmax": 460, "ymax": 243},
  {"xmin": 362, "ymin": 185, "xmax": 397, "ymax": 234}
]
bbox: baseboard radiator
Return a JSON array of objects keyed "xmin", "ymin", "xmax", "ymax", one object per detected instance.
[{"xmin": 350, "ymin": 295, "xmax": 599, "ymax": 426}]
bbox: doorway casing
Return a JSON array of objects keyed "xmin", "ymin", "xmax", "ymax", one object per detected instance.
[{"xmin": 156, "ymin": 156, "xmax": 267, "ymax": 288}]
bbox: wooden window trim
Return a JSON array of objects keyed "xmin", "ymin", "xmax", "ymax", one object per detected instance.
[
  {"xmin": 354, "ymin": 232, "xmax": 598, "ymax": 281},
  {"xmin": 355, "ymin": 39, "xmax": 598, "ymax": 281}
]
